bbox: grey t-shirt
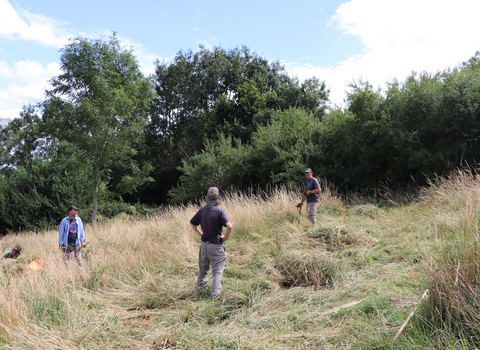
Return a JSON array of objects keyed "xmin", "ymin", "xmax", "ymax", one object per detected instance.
[{"xmin": 305, "ymin": 177, "xmax": 320, "ymax": 203}]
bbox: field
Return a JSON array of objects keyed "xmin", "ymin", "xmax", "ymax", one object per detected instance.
[{"xmin": 1, "ymin": 171, "xmax": 479, "ymax": 349}]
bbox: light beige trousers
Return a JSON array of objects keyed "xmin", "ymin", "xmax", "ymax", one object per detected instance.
[{"xmin": 306, "ymin": 202, "xmax": 319, "ymax": 224}]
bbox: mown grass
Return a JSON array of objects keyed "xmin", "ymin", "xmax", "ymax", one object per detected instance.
[{"xmin": 1, "ymin": 173, "xmax": 479, "ymax": 349}]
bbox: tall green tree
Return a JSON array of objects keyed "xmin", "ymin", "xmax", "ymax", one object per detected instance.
[
  {"xmin": 142, "ymin": 46, "xmax": 328, "ymax": 203},
  {"xmin": 0, "ymin": 142, "xmax": 91, "ymax": 233},
  {"xmin": 0, "ymin": 105, "xmax": 44, "ymax": 169},
  {"xmin": 42, "ymin": 33, "xmax": 154, "ymax": 224}
]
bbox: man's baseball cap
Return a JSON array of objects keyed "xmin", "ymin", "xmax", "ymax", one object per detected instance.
[
  {"xmin": 68, "ymin": 205, "xmax": 80, "ymax": 211},
  {"xmin": 304, "ymin": 168, "xmax": 313, "ymax": 173}
]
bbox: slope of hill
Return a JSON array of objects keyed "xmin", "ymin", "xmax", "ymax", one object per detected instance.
[{"xmin": 1, "ymin": 172, "xmax": 479, "ymax": 349}]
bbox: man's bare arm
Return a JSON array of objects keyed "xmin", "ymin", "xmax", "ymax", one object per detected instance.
[
  {"xmin": 190, "ymin": 222, "xmax": 203, "ymax": 237},
  {"xmin": 218, "ymin": 221, "xmax": 232, "ymax": 242}
]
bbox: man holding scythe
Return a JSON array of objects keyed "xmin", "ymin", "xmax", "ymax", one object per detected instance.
[
  {"xmin": 297, "ymin": 168, "xmax": 321, "ymax": 224},
  {"xmin": 59, "ymin": 205, "xmax": 86, "ymax": 266}
]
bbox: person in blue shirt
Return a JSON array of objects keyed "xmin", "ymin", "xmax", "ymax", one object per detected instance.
[
  {"xmin": 303, "ymin": 168, "xmax": 321, "ymax": 224},
  {"xmin": 190, "ymin": 186, "xmax": 233, "ymax": 300},
  {"xmin": 58, "ymin": 205, "xmax": 85, "ymax": 266}
]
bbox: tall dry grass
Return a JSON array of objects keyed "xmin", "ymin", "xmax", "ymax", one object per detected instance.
[
  {"xmin": 0, "ymin": 187, "xmax": 347, "ymax": 349},
  {"xmin": 3, "ymin": 175, "xmax": 477, "ymax": 349},
  {"xmin": 419, "ymin": 169, "xmax": 480, "ymax": 347}
]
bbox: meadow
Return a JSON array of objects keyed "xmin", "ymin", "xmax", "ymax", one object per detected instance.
[{"xmin": 1, "ymin": 171, "xmax": 479, "ymax": 349}]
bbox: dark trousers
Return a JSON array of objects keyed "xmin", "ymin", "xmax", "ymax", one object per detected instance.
[{"xmin": 63, "ymin": 245, "xmax": 82, "ymax": 266}]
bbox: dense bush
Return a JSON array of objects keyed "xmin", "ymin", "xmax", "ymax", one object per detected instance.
[
  {"xmin": 319, "ymin": 53, "xmax": 480, "ymax": 191},
  {"xmin": 0, "ymin": 142, "xmax": 91, "ymax": 233},
  {"xmin": 169, "ymin": 108, "xmax": 322, "ymax": 203},
  {"xmin": 141, "ymin": 46, "xmax": 329, "ymax": 203}
]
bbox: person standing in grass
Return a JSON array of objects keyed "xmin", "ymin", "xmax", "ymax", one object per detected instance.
[
  {"xmin": 58, "ymin": 205, "xmax": 85, "ymax": 266},
  {"xmin": 190, "ymin": 186, "xmax": 233, "ymax": 300},
  {"xmin": 303, "ymin": 168, "xmax": 321, "ymax": 224},
  {"xmin": 2, "ymin": 245, "xmax": 22, "ymax": 259}
]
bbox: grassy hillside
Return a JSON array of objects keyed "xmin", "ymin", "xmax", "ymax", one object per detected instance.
[{"xmin": 1, "ymin": 172, "xmax": 479, "ymax": 349}]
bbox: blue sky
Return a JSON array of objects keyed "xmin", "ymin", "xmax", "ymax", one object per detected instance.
[{"xmin": 1, "ymin": 0, "xmax": 480, "ymax": 120}]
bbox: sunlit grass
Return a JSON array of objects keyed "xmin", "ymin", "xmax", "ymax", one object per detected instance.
[{"xmin": 1, "ymin": 177, "xmax": 478, "ymax": 349}]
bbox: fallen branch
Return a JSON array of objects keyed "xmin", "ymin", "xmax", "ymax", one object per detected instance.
[{"xmin": 393, "ymin": 288, "xmax": 429, "ymax": 342}]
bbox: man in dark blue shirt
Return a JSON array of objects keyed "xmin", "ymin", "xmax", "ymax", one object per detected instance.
[{"xmin": 190, "ymin": 186, "xmax": 232, "ymax": 300}]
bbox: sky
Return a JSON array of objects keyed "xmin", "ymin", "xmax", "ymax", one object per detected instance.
[{"xmin": 1, "ymin": 0, "xmax": 480, "ymax": 121}]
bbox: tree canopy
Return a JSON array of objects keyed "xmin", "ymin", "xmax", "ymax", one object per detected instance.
[
  {"xmin": 41, "ymin": 33, "xmax": 154, "ymax": 224},
  {"xmin": 169, "ymin": 50, "xmax": 480, "ymax": 199},
  {"xmin": 139, "ymin": 45, "xmax": 329, "ymax": 203}
]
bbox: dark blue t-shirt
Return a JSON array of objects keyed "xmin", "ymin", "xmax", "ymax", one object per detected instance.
[
  {"xmin": 68, "ymin": 218, "xmax": 78, "ymax": 246},
  {"xmin": 190, "ymin": 205, "xmax": 230, "ymax": 243}
]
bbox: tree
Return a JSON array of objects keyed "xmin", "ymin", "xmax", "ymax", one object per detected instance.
[
  {"xmin": 0, "ymin": 142, "xmax": 91, "ymax": 234},
  {"xmin": 0, "ymin": 105, "xmax": 45, "ymax": 169},
  {"xmin": 42, "ymin": 33, "xmax": 154, "ymax": 225},
  {"xmin": 167, "ymin": 134, "xmax": 250, "ymax": 204},
  {"xmin": 142, "ymin": 46, "xmax": 329, "ymax": 203}
]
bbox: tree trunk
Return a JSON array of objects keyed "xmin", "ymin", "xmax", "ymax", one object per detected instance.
[
  {"xmin": 92, "ymin": 163, "xmax": 99, "ymax": 227},
  {"xmin": 92, "ymin": 182, "xmax": 98, "ymax": 227}
]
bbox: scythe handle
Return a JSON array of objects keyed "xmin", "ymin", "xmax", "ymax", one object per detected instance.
[
  {"xmin": 73, "ymin": 242, "xmax": 90, "ymax": 254},
  {"xmin": 298, "ymin": 192, "xmax": 306, "ymax": 222}
]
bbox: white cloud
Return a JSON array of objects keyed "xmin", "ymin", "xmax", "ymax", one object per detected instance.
[
  {"xmin": 0, "ymin": 108, "xmax": 22, "ymax": 121},
  {"xmin": 0, "ymin": 60, "xmax": 61, "ymax": 112},
  {"xmin": 289, "ymin": 0, "xmax": 480, "ymax": 107},
  {"xmin": 0, "ymin": 81, "xmax": 45, "ymax": 103},
  {"xmin": 0, "ymin": 60, "xmax": 61, "ymax": 81},
  {"xmin": 0, "ymin": 0, "xmax": 71, "ymax": 47}
]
